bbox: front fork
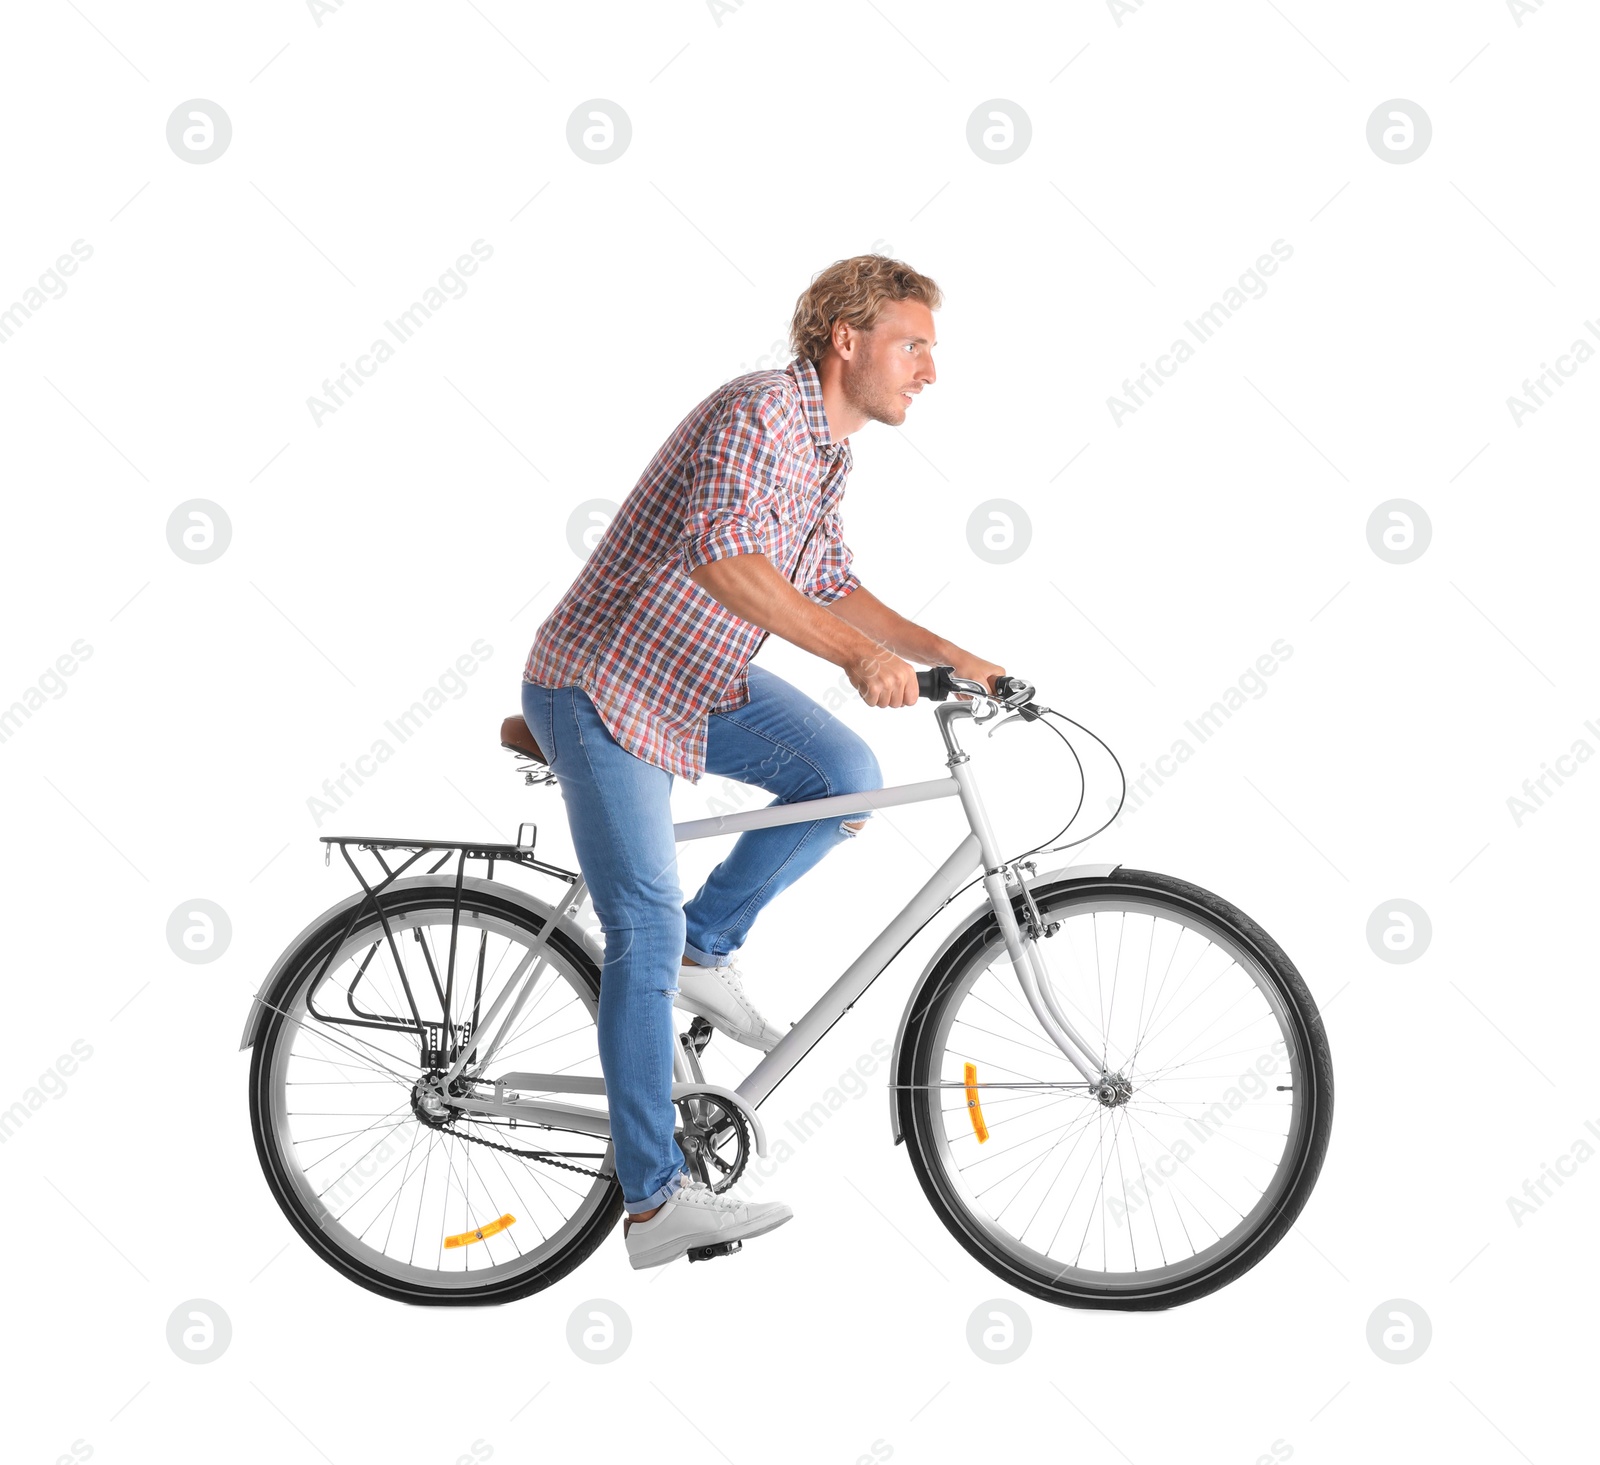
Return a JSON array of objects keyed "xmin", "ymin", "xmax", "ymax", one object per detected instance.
[
  {"xmin": 944, "ymin": 738, "xmax": 1113, "ymax": 1096},
  {"xmin": 983, "ymin": 861, "xmax": 1111, "ymax": 1092}
]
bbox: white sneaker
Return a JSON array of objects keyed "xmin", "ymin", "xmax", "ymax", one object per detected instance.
[
  {"xmin": 623, "ymin": 1177, "xmax": 794, "ymax": 1270},
  {"xmin": 674, "ymin": 957, "xmax": 788, "ymax": 1052}
]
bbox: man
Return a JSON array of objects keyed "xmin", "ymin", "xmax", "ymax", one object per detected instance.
[{"xmin": 521, "ymin": 255, "xmax": 1005, "ymax": 1270}]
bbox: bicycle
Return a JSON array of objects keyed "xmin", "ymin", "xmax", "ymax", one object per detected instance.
[{"xmin": 242, "ymin": 668, "xmax": 1333, "ymax": 1309}]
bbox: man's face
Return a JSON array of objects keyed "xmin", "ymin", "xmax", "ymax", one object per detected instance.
[{"xmin": 836, "ymin": 298, "xmax": 938, "ymax": 428}]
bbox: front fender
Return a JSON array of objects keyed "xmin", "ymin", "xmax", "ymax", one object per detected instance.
[
  {"xmin": 887, "ymin": 862, "xmax": 1120, "ymax": 1143},
  {"xmin": 238, "ymin": 874, "xmax": 605, "ymax": 1051}
]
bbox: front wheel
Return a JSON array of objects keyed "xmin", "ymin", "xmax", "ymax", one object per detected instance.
[{"xmin": 898, "ymin": 869, "xmax": 1334, "ymax": 1310}]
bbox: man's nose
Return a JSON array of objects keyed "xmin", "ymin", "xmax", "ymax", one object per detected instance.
[{"xmin": 919, "ymin": 355, "xmax": 937, "ymax": 385}]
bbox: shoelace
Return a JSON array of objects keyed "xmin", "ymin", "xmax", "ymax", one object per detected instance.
[
  {"xmin": 716, "ymin": 959, "xmax": 767, "ymax": 1020},
  {"xmin": 672, "ymin": 1178, "xmax": 743, "ymax": 1213}
]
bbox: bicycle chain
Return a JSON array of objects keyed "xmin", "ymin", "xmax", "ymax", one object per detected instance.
[
  {"xmin": 409, "ymin": 1066, "xmax": 607, "ymax": 1180},
  {"xmin": 437, "ymin": 1075, "xmax": 741, "ymax": 1186},
  {"xmin": 440, "ymin": 1116, "xmax": 607, "ymax": 1180},
  {"xmin": 413, "ymin": 1025, "xmax": 727, "ymax": 1184}
]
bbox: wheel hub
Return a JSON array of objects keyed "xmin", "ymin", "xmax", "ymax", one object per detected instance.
[
  {"xmin": 1096, "ymin": 1071, "xmax": 1134, "ymax": 1108},
  {"xmin": 410, "ymin": 1071, "xmax": 453, "ymax": 1128}
]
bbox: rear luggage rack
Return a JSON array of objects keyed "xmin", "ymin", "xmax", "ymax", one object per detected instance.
[
  {"xmin": 319, "ymin": 832, "xmax": 578, "ymax": 885},
  {"xmin": 303, "ymin": 834, "xmax": 585, "ymax": 1043}
]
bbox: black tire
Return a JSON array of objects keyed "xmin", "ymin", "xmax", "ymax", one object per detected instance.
[
  {"xmin": 897, "ymin": 868, "xmax": 1334, "ymax": 1310},
  {"xmin": 248, "ymin": 881, "xmax": 622, "ymax": 1306}
]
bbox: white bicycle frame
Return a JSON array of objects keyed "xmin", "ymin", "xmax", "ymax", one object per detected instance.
[{"xmin": 439, "ymin": 686, "xmax": 1109, "ymax": 1157}]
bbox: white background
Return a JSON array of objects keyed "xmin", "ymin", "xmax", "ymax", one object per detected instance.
[{"xmin": 2, "ymin": 1, "xmax": 1595, "ymax": 1460}]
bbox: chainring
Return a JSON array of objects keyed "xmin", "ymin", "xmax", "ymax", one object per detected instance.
[{"xmin": 675, "ymin": 1091, "xmax": 752, "ymax": 1193}]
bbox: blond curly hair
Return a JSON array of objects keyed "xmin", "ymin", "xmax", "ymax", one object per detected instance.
[{"xmin": 789, "ymin": 255, "xmax": 942, "ymax": 364}]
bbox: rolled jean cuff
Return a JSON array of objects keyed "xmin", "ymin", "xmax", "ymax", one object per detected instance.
[
  {"xmin": 629, "ymin": 1168, "xmax": 688, "ymax": 1213},
  {"xmin": 681, "ymin": 941, "xmax": 733, "ymax": 969}
]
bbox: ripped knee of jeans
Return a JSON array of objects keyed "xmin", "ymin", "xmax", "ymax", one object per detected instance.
[{"xmin": 840, "ymin": 816, "xmax": 870, "ymax": 837}]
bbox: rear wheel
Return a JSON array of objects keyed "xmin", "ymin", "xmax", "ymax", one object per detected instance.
[
  {"xmin": 248, "ymin": 880, "xmax": 622, "ymax": 1305},
  {"xmin": 898, "ymin": 869, "xmax": 1334, "ymax": 1310}
]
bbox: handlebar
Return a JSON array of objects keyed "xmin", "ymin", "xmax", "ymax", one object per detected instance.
[{"xmin": 916, "ymin": 665, "xmax": 1042, "ymax": 721}]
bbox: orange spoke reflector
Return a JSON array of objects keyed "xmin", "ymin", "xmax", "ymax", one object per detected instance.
[
  {"xmin": 444, "ymin": 1213, "xmax": 517, "ymax": 1249},
  {"xmin": 963, "ymin": 1062, "xmax": 988, "ymax": 1143}
]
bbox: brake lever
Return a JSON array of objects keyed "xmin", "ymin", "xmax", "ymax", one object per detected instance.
[{"xmin": 986, "ymin": 700, "xmax": 1047, "ymax": 734}]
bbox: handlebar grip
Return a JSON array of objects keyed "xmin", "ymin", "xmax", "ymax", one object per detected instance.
[{"xmin": 918, "ymin": 668, "xmax": 1040, "ymax": 719}]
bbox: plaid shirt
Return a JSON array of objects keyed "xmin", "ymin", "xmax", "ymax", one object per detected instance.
[{"xmin": 523, "ymin": 355, "xmax": 860, "ymax": 783}]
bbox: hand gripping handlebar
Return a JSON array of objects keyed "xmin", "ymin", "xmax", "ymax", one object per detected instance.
[{"xmin": 915, "ymin": 666, "xmax": 1042, "ymax": 721}]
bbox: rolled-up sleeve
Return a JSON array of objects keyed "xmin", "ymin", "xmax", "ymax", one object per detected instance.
[
  {"xmin": 805, "ymin": 509, "xmax": 862, "ymax": 605},
  {"xmin": 679, "ymin": 390, "xmax": 781, "ymax": 575}
]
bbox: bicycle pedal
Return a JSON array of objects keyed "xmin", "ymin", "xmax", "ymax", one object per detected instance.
[
  {"xmin": 682, "ymin": 1016, "xmax": 715, "ymax": 1058},
  {"xmin": 686, "ymin": 1239, "xmax": 743, "ymax": 1263}
]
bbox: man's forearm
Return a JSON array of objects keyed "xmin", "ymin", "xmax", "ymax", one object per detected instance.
[
  {"xmin": 686, "ymin": 553, "xmax": 882, "ymax": 670},
  {"xmin": 822, "ymin": 584, "xmax": 961, "ymax": 665}
]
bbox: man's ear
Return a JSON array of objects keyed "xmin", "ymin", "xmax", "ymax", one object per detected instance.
[{"xmin": 831, "ymin": 318, "xmax": 857, "ymax": 359}]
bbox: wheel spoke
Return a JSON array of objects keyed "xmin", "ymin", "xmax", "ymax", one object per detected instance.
[
  {"xmin": 258, "ymin": 901, "xmax": 617, "ymax": 1297},
  {"xmin": 912, "ymin": 887, "xmax": 1327, "ymax": 1298}
]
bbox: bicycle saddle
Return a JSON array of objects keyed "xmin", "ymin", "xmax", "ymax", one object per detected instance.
[{"xmin": 499, "ymin": 714, "xmax": 548, "ymax": 765}]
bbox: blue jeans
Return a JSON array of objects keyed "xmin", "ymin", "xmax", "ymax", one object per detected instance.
[{"xmin": 520, "ymin": 665, "xmax": 883, "ymax": 1210}]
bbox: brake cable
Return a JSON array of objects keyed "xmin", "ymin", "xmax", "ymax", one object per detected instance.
[{"xmin": 939, "ymin": 690, "xmax": 1129, "ymax": 910}]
